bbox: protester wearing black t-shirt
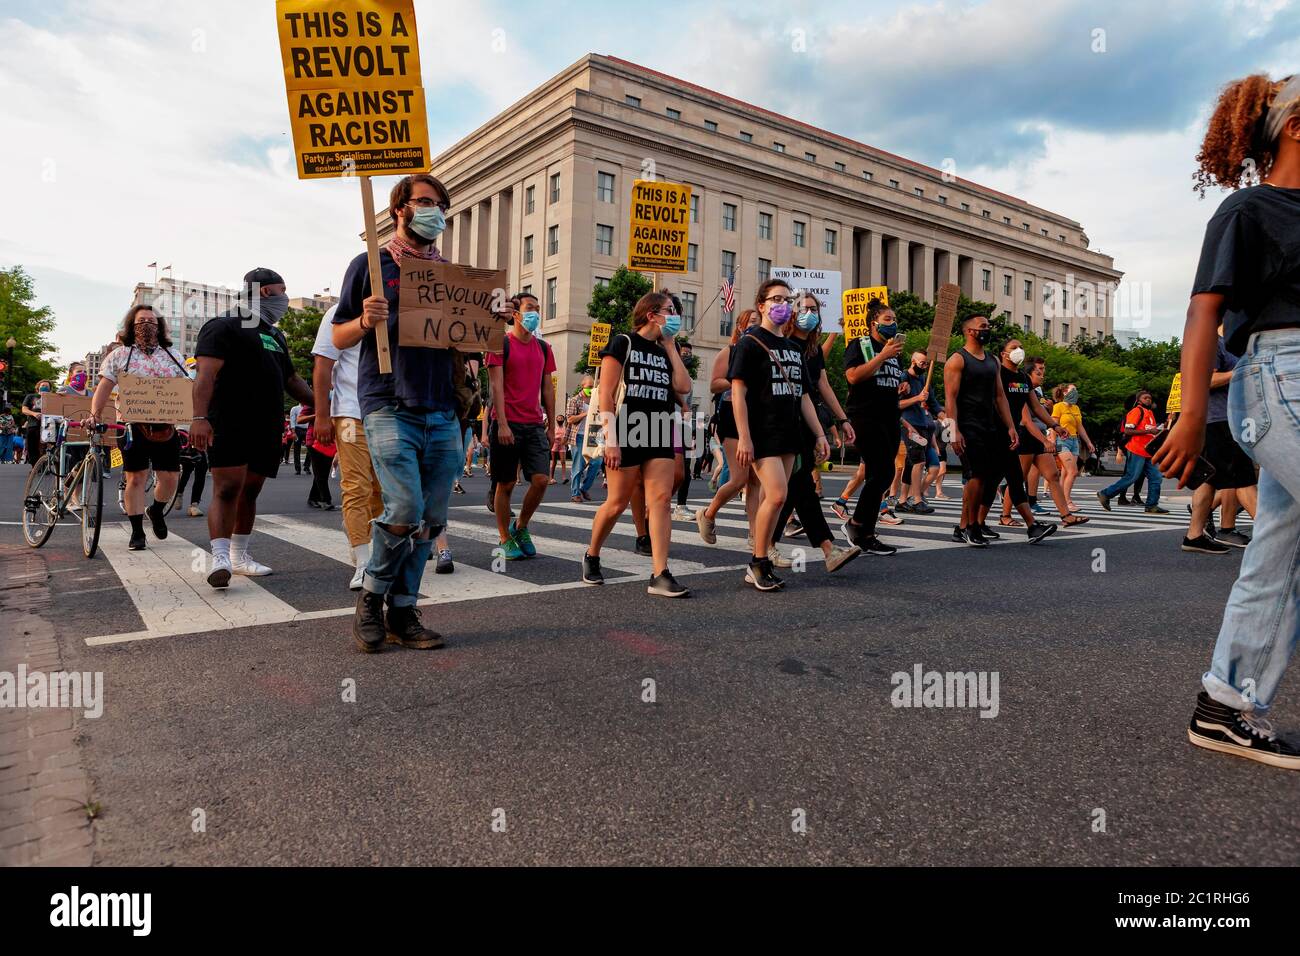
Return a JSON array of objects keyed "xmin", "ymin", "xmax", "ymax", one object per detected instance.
[
  {"xmin": 20, "ymin": 381, "xmax": 52, "ymax": 469},
  {"xmin": 1153, "ymin": 72, "xmax": 1300, "ymax": 769},
  {"xmin": 728, "ymin": 280, "xmax": 830, "ymax": 591},
  {"xmin": 584, "ymin": 292, "xmax": 692, "ymax": 597},
  {"xmin": 843, "ymin": 298, "xmax": 907, "ymax": 555},
  {"xmin": 191, "ymin": 268, "xmax": 312, "ymax": 588}
]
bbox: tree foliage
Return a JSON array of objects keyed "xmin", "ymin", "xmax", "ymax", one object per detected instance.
[
  {"xmin": 573, "ymin": 265, "xmax": 698, "ymax": 379},
  {"xmin": 0, "ymin": 265, "xmax": 61, "ymax": 412},
  {"xmin": 280, "ymin": 306, "xmax": 323, "ymax": 386}
]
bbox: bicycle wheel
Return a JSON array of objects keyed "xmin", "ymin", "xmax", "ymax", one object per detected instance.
[
  {"xmin": 81, "ymin": 450, "xmax": 104, "ymax": 558},
  {"xmin": 21, "ymin": 454, "xmax": 60, "ymax": 548}
]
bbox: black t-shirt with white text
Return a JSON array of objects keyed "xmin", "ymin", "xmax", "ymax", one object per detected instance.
[
  {"xmin": 601, "ymin": 331, "xmax": 675, "ymax": 447},
  {"xmin": 727, "ymin": 326, "xmax": 807, "ymax": 454},
  {"xmin": 844, "ymin": 333, "xmax": 904, "ymax": 419}
]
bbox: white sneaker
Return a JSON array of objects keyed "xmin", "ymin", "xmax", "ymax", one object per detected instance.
[
  {"xmin": 771, "ymin": 545, "xmax": 795, "ymax": 569},
  {"xmin": 349, "ymin": 564, "xmax": 365, "ymax": 590},
  {"xmin": 824, "ymin": 544, "xmax": 861, "ymax": 573},
  {"xmin": 207, "ymin": 553, "xmax": 233, "ymax": 589},
  {"xmin": 672, "ymin": 505, "xmax": 690, "ymax": 521},
  {"xmin": 232, "ymin": 554, "xmax": 272, "ymax": 576},
  {"xmin": 188, "ymin": 503, "xmax": 203, "ymax": 517},
  {"xmin": 349, "ymin": 543, "xmax": 368, "ymax": 591}
]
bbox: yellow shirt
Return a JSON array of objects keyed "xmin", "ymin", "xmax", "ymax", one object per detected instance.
[{"xmin": 1052, "ymin": 402, "xmax": 1082, "ymax": 437}]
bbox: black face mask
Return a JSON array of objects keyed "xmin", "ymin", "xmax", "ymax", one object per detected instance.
[{"xmin": 973, "ymin": 329, "xmax": 991, "ymax": 345}]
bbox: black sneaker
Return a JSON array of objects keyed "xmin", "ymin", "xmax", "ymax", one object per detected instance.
[
  {"xmin": 860, "ymin": 535, "xmax": 897, "ymax": 556},
  {"xmin": 582, "ymin": 552, "xmax": 604, "ymax": 585},
  {"xmin": 745, "ymin": 557, "xmax": 783, "ymax": 591},
  {"xmin": 786, "ymin": 518, "xmax": 806, "ymax": 538},
  {"xmin": 912, "ymin": 501, "xmax": 935, "ymax": 515},
  {"xmin": 1145, "ymin": 505, "xmax": 1170, "ymax": 515},
  {"xmin": 964, "ymin": 525, "xmax": 989, "ymax": 548},
  {"xmin": 1188, "ymin": 691, "xmax": 1300, "ymax": 770},
  {"xmin": 1182, "ymin": 534, "xmax": 1230, "ymax": 554},
  {"xmin": 635, "ymin": 534, "xmax": 652, "ymax": 556},
  {"xmin": 146, "ymin": 500, "xmax": 168, "ymax": 540},
  {"xmin": 952, "ymin": 524, "xmax": 966, "ymax": 543},
  {"xmin": 977, "ymin": 523, "xmax": 1000, "ymax": 540},
  {"xmin": 896, "ymin": 501, "xmax": 915, "ymax": 514},
  {"xmin": 1027, "ymin": 521, "xmax": 1057, "ymax": 544},
  {"xmin": 1096, "ymin": 491, "xmax": 1112, "ymax": 512},
  {"xmin": 128, "ymin": 528, "xmax": 147, "ymax": 551},
  {"xmin": 384, "ymin": 605, "xmax": 445, "ymax": 649},
  {"xmin": 352, "ymin": 591, "xmax": 386, "ymax": 653},
  {"xmin": 1214, "ymin": 529, "xmax": 1250, "ymax": 548},
  {"xmin": 1207, "ymin": 515, "xmax": 1218, "ymax": 539},
  {"xmin": 648, "ymin": 569, "xmax": 690, "ymax": 597},
  {"xmin": 486, "ymin": 483, "xmax": 495, "ymax": 513}
]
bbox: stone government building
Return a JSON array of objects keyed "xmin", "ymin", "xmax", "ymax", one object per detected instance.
[{"xmin": 380, "ymin": 53, "xmax": 1121, "ymax": 410}]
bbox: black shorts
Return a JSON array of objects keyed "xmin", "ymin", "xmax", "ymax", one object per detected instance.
[
  {"xmin": 715, "ymin": 401, "xmax": 738, "ymax": 441},
  {"xmin": 905, "ymin": 428, "xmax": 933, "ymax": 466},
  {"xmin": 207, "ymin": 423, "xmax": 282, "ymax": 478},
  {"xmin": 122, "ymin": 427, "xmax": 180, "ymax": 473},
  {"xmin": 490, "ymin": 421, "xmax": 549, "ymax": 482},
  {"xmin": 615, "ymin": 444, "xmax": 675, "ymax": 469},
  {"xmin": 1204, "ymin": 420, "xmax": 1256, "ymax": 490},
  {"xmin": 1016, "ymin": 426, "xmax": 1045, "ymax": 458},
  {"xmin": 959, "ymin": 427, "xmax": 1005, "ymax": 482}
]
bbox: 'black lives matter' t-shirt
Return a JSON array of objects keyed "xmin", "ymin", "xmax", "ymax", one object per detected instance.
[
  {"xmin": 1193, "ymin": 184, "xmax": 1300, "ymax": 356},
  {"xmin": 194, "ymin": 312, "xmax": 294, "ymax": 437},
  {"xmin": 844, "ymin": 333, "xmax": 904, "ymax": 419},
  {"xmin": 601, "ymin": 331, "xmax": 674, "ymax": 446},
  {"xmin": 727, "ymin": 325, "xmax": 807, "ymax": 455}
]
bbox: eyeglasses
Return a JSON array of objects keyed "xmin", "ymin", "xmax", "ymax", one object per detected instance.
[
  {"xmin": 765, "ymin": 296, "xmax": 796, "ymax": 305},
  {"xmin": 407, "ymin": 198, "xmax": 450, "ymax": 212}
]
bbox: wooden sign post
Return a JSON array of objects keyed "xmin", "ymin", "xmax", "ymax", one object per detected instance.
[{"xmin": 925, "ymin": 282, "xmax": 962, "ymax": 391}]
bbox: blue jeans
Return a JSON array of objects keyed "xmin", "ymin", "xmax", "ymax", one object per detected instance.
[
  {"xmin": 569, "ymin": 432, "xmax": 603, "ymax": 496},
  {"xmin": 1101, "ymin": 447, "xmax": 1162, "ymax": 506},
  {"xmin": 363, "ymin": 405, "xmax": 462, "ymax": 608},
  {"xmin": 1204, "ymin": 330, "xmax": 1300, "ymax": 713},
  {"xmin": 0, "ymin": 434, "xmax": 12, "ymax": 462}
]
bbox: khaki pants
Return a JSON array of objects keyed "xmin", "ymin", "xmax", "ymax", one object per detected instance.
[{"xmin": 333, "ymin": 416, "xmax": 384, "ymax": 548}]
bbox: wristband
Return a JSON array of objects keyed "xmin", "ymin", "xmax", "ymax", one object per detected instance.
[{"xmin": 836, "ymin": 418, "xmax": 849, "ymax": 426}]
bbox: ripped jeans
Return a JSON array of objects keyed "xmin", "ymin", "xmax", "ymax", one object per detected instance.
[{"xmin": 363, "ymin": 405, "xmax": 463, "ymax": 607}]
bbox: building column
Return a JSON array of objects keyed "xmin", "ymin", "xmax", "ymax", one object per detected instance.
[
  {"xmin": 487, "ymin": 193, "xmax": 503, "ymax": 270},
  {"xmin": 937, "ymin": 249, "xmax": 958, "ymax": 289},
  {"xmin": 867, "ymin": 231, "xmax": 883, "ymax": 286},
  {"xmin": 918, "ymin": 243, "xmax": 935, "ymax": 302},
  {"xmin": 886, "ymin": 237, "xmax": 908, "ymax": 293},
  {"xmin": 456, "ymin": 209, "xmax": 472, "ymax": 263}
]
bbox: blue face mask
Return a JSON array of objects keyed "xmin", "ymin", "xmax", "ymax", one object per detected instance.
[
  {"xmin": 796, "ymin": 310, "xmax": 820, "ymax": 332},
  {"xmin": 876, "ymin": 322, "xmax": 898, "ymax": 338},
  {"xmin": 520, "ymin": 311, "xmax": 541, "ymax": 333},
  {"xmin": 408, "ymin": 205, "xmax": 446, "ymax": 241},
  {"xmin": 662, "ymin": 313, "xmax": 682, "ymax": 337}
]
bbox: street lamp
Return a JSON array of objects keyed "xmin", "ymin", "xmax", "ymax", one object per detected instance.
[{"xmin": 3, "ymin": 337, "xmax": 13, "ymax": 408}]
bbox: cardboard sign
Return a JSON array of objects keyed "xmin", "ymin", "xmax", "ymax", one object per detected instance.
[
  {"xmin": 116, "ymin": 374, "xmax": 194, "ymax": 425},
  {"xmin": 275, "ymin": 0, "xmax": 430, "ymax": 179},
  {"xmin": 627, "ymin": 180, "xmax": 691, "ymax": 273},
  {"xmin": 588, "ymin": 322, "xmax": 611, "ymax": 366},
  {"xmin": 772, "ymin": 268, "xmax": 842, "ymax": 332},
  {"xmin": 38, "ymin": 393, "xmax": 111, "ymax": 444},
  {"xmin": 928, "ymin": 283, "xmax": 961, "ymax": 361},
  {"xmin": 397, "ymin": 260, "xmax": 509, "ymax": 352},
  {"xmin": 841, "ymin": 286, "xmax": 890, "ymax": 341},
  {"xmin": 1166, "ymin": 372, "xmax": 1182, "ymax": 414}
]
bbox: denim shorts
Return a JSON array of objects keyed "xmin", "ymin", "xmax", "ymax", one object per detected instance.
[{"xmin": 1056, "ymin": 435, "xmax": 1080, "ymax": 456}]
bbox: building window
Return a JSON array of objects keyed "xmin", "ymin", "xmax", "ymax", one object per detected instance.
[
  {"xmin": 682, "ymin": 292, "xmax": 697, "ymax": 332},
  {"xmin": 773, "ymin": 142, "xmax": 785, "ymax": 153},
  {"xmin": 1002, "ymin": 274, "xmax": 1012, "ymax": 296},
  {"xmin": 1003, "ymin": 216, "xmax": 1012, "ymax": 225},
  {"xmin": 704, "ymin": 120, "xmax": 718, "ymax": 132},
  {"xmin": 863, "ymin": 170, "xmax": 873, "ymax": 181},
  {"xmin": 1096, "ymin": 330, "xmax": 1104, "ymax": 342},
  {"xmin": 720, "ymin": 311, "xmax": 733, "ymax": 338},
  {"xmin": 1098, "ymin": 292, "xmax": 1107, "ymax": 315},
  {"xmin": 1043, "ymin": 286, "xmax": 1053, "ymax": 305},
  {"xmin": 594, "ymin": 276, "xmax": 609, "ymax": 290},
  {"xmin": 1062, "ymin": 322, "xmax": 1069, "ymax": 342},
  {"xmin": 525, "ymin": 185, "xmax": 535, "ymax": 215},
  {"xmin": 1061, "ymin": 288, "xmax": 1069, "ymax": 311},
  {"xmin": 547, "ymin": 225, "xmax": 559, "ymax": 255},
  {"xmin": 834, "ymin": 161, "xmax": 846, "ymax": 172},
  {"xmin": 938, "ymin": 195, "xmax": 947, "ymax": 205},
  {"xmin": 758, "ymin": 211, "xmax": 772, "ymax": 240},
  {"xmin": 1043, "ymin": 318, "xmax": 1051, "ymax": 340},
  {"xmin": 1059, "ymin": 234, "xmax": 1066, "ymax": 242},
  {"xmin": 739, "ymin": 131, "xmax": 752, "ymax": 142},
  {"xmin": 981, "ymin": 269, "xmax": 991, "ymax": 292},
  {"xmin": 889, "ymin": 179, "xmax": 900, "ymax": 188},
  {"xmin": 721, "ymin": 250, "xmax": 735, "ymax": 280},
  {"xmin": 1023, "ymin": 222, "xmax": 1030, "ymax": 230},
  {"xmin": 758, "ymin": 258, "xmax": 771, "ymax": 283},
  {"xmin": 982, "ymin": 209, "xmax": 991, "ymax": 218},
  {"xmin": 546, "ymin": 278, "xmax": 557, "ymax": 321},
  {"xmin": 523, "ymin": 234, "xmax": 533, "ymax": 265},
  {"xmin": 595, "ymin": 224, "xmax": 613, "ymax": 256},
  {"xmin": 549, "ymin": 173, "xmax": 560, "ymax": 203},
  {"xmin": 1041, "ymin": 228, "xmax": 1049, "ymax": 236},
  {"xmin": 1024, "ymin": 315, "xmax": 1032, "ymax": 327},
  {"xmin": 825, "ymin": 228, "xmax": 837, "ymax": 255},
  {"xmin": 666, "ymin": 107, "xmax": 681, "ymax": 120},
  {"xmin": 1023, "ymin": 278, "xmax": 1032, "ymax": 301},
  {"xmin": 961, "ymin": 202, "xmax": 970, "ymax": 211},
  {"xmin": 690, "ymin": 194, "xmax": 699, "ymax": 223},
  {"xmin": 804, "ymin": 151, "xmax": 816, "ymax": 162},
  {"xmin": 687, "ymin": 243, "xmax": 698, "ymax": 272},
  {"xmin": 596, "ymin": 171, "xmax": 615, "ymax": 203},
  {"xmin": 914, "ymin": 187, "xmax": 924, "ymax": 197},
  {"xmin": 793, "ymin": 221, "xmax": 806, "ymax": 247},
  {"xmin": 625, "ymin": 94, "xmax": 641, "ymax": 108},
  {"xmin": 722, "ymin": 202, "xmax": 737, "ymax": 231}
]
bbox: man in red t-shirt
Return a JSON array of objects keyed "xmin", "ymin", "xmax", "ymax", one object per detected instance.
[
  {"xmin": 1098, "ymin": 389, "xmax": 1168, "ymax": 513},
  {"xmin": 486, "ymin": 292, "xmax": 557, "ymax": 559}
]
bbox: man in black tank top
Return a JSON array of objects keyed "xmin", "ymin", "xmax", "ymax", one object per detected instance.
[{"xmin": 942, "ymin": 315, "xmax": 1019, "ymax": 547}]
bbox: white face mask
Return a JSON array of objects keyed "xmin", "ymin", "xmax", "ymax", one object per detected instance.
[{"xmin": 1009, "ymin": 347, "xmax": 1025, "ymax": 365}]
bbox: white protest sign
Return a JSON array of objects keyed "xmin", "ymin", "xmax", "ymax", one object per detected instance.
[{"xmin": 771, "ymin": 268, "xmax": 842, "ymax": 332}]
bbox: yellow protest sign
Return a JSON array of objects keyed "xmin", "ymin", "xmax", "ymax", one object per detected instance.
[
  {"xmin": 1166, "ymin": 372, "xmax": 1182, "ymax": 414},
  {"xmin": 627, "ymin": 180, "xmax": 691, "ymax": 273},
  {"xmin": 276, "ymin": 0, "xmax": 430, "ymax": 179},
  {"xmin": 588, "ymin": 322, "xmax": 611, "ymax": 366},
  {"xmin": 842, "ymin": 286, "xmax": 889, "ymax": 341}
]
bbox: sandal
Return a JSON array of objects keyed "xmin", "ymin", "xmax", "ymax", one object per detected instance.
[
  {"xmin": 1062, "ymin": 513, "xmax": 1090, "ymax": 526},
  {"xmin": 999, "ymin": 517, "xmax": 1023, "ymax": 527}
]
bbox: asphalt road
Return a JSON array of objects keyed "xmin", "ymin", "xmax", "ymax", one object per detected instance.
[{"xmin": 1, "ymin": 458, "xmax": 1296, "ymax": 866}]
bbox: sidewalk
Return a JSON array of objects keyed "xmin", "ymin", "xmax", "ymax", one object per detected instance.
[{"xmin": 0, "ymin": 545, "xmax": 94, "ymax": 866}]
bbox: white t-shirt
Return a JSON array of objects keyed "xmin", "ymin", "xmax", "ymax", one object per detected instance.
[
  {"xmin": 99, "ymin": 345, "xmax": 187, "ymax": 383},
  {"xmin": 310, "ymin": 305, "xmax": 361, "ymax": 420}
]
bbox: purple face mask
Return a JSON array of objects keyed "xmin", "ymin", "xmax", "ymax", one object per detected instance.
[
  {"xmin": 769, "ymin": 302, "xmax": 792, "ymax": 325},
  {"xmin": 70, "ymin": 372, "xmax": 87, "ymax": 391}
]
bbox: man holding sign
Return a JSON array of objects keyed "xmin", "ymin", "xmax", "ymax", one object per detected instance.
[{"xmin": 89, "ymin": 305, "xmax": 188, "ymax": 551}]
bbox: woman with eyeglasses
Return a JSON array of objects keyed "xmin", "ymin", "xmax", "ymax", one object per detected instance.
[
  {"xmin": 583, "ymin": 292, "xmax": 692, "ymax": 597},
  {"xmin": 728, "ymin": 281, "xmax": 830, "ymax": 591}
]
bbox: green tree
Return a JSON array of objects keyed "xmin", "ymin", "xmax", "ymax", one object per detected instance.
[
  {"xmin": 280, "ymin": 306, "xmax": 323, "ymax": 387},
  {"xmin": 0, "ymin": 265, "xmax": 60, "ymax": 412},
  {"xmin": 573, "ymin": 266, "xmax": 697, "ymax": 379}
]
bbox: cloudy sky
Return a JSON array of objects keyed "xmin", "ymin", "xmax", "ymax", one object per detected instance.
[{"xmin": 3, "ymin": 0, "xmax": 1298, "ymax": 366}]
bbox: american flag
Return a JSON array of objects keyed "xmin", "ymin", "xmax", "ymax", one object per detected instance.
[{"xmin": 721, "ymin": 276, "xmax": 735, "ymax": 313}]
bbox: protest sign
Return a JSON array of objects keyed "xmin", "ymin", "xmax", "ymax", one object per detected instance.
[
  {"xmin": 39, "ymin": 393, "xmax": 107, "ymax": 444},
  {"xmin": 841, "ymin": 286, "xmax": 889, "ymax": 341},
  {"xmin": 627, "ymin": 180, "xmax": 691, "ymax": 273},
  {"xmin": 772, "ymin": 268, "xmax": 842, "ymax": 332},
  {"xmin": 397, "ymin": 261, "xmax": 508, "ymax": 352},
  {"xmin": 588, "ymin": 322, "xmax": 611, "ymax": 366},
  {"xmin": 1166, "ymin": 373, "xmax": 1182, "ymax": 414},
  {"xmin": 116, "ymin": 374, "xmax": 194, "ymax": 424},
  {"xmin": 928, "ymin": 283, "xmax": 961, "ymax": 362}
]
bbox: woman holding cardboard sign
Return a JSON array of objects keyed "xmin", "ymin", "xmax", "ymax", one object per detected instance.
[{"xmin": 89, "ymin": 305, "xmax": 189, "ymax": 551}]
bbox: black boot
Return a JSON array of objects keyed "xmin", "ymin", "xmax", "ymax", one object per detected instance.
[
  {"xmin": 385, "ymin": 605, "xmax": 446, "ymax": 649},
  {"xmin": 146, "ymin": 500, "xmax": 168, "ymax": 540},
  {"xmin": 352, "ymin": 591, "xmax": 386, "ymax": 653}
]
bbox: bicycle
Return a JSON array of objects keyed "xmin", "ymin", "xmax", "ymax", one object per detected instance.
[{"xmin": 22, "ymin": 419, "xmax": 123, "ymax": 558}]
